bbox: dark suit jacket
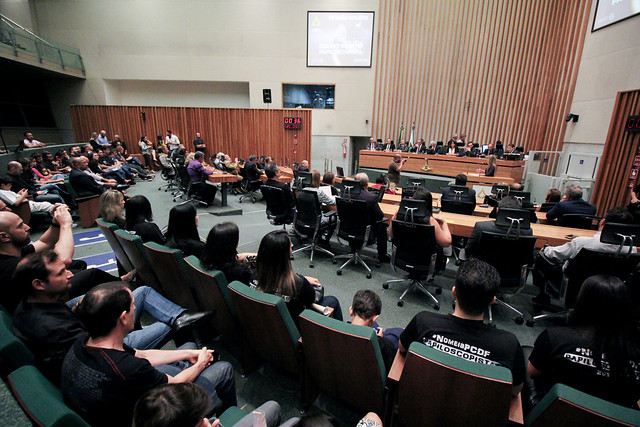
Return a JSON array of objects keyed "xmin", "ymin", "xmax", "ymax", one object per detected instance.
[
  {"xmin": 465, "ymin": 220, "xmax": 533, "ymax": 258},
  {"xmin": 244, "ymin": 162, "xmax": 263, "ymax": 181},
  {"xmin": 411, "ymin": 144, "xmax": 426, "ymax": 153},
  {"xmin": 382, "ymin": 142, "xmax": 395, "ymax": 151},
  {"xmin": 69, "ymin": 168, "xmax": 105, "ymax": 197},
  {"xmin": 545, "ymin": 199, "xmax": 596, "ymax": 222},
  {"xmin": 351, "ymin": 189, "xmax": 383, "ymax": 225},
  {"xmin": 263, "ymin": 179, "xmax": 295, "ymax": 209},
  {"xmin": 441, "ymin": 186, "xmax": 477, "ymax": 203}
]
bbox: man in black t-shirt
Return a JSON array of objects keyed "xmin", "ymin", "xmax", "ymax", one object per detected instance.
[
  {"xmin": 61, "ymin": 282, "xmax": 236, "ymax": 427},
  {"xmin": 399, "ymin": 258, "xmax": 525, "ymax": 395},
  {"xmin": 262, "ymin": 163, "xmax": 295, "ymax": 221}
]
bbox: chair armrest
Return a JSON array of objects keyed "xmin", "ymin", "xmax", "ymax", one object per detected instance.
[
  {"xmin": 310, "ymin": 303, "xmax": 334, "ymax": 317},
  {"xmin": 388, "ymin": 350, "xmax": 405, "ymax": 383},
  {"xmin": 75, "ymin": 194, "xmax": 101, "ymax": 203},
  {"xmin": 509, "ymin": 393, "xmax": 523, "ymax": 425}
]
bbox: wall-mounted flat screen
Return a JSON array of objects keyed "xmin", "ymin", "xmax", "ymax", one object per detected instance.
[
  {"xmin": 307, "ymin": 11, "xmax": 375, "ymax": 67},
  {"xmin": 592, "ymin": 0, "xmax": 640, "ymax": 31},
  {"xmin": 282, "ymin": 84, "xmax": 335, "ymax": 109}
]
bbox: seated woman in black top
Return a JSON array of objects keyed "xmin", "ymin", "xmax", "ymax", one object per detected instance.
[
  {"xmin": 528, "ymin": 275, "xmax": 640, "ymax": 408},
  {"xmin": 98, "ymin": 189, "xmax": 126, "ymax": 229},
  {"xmin": 125, "ymin": 195, "xmax": 165, "ymax": 244},
  {"xmin": 200, "ymin": 222, "xmax": 255, "ymax": 285},
  {"xmin": 252, "ymin": 230, "xmax": 343, "ymax": 323},
  {"xmin": 164, "ymin": 203, "xmax": 204, "ymax": 257}
]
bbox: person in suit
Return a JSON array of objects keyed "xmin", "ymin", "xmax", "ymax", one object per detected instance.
[
  {"xmin": 262, "ymin": 163, "xmax": 295, "ymax": 221},
  {"xmin": 463, "ymin": 196, "xmax": 533, "ymax": 259},
  {"xmin": 440, "ymin": 139, "xmax": 458, "ymax": 155},
  {"xmin": 440, "ymin": 174, "xmax": 477, "ymax": 203},
  {"xmin": 367, "ymin": 137, "xmax": 378, "ymax": 151},
  {"xmin": 69, "ymin": 156, "xmax": 107, "ymax": 197},
  {"xmin": 382, "ymin": 138, "xmax": 395, "ymax": 152},
  {"xmin": 545, "ymin": 185, "xmax": 596, "ymax": 224},
  {"xmin": 424, "ymin": 140, "xmax": 437, "ymax": 154},
  {"xmin": 353, "ymin": 173, "xmax": 388, "ymax": 262},
  {"xmin": 459, "ymin": 141, "xmax": 479, "ymax": 157},
  {"xmin": 482, "ymin": 141, "xmax": 500, "ymax": 157},
  {"xmin": 397, "ymin": 139, "xmax": 410, "ymax": 152}
]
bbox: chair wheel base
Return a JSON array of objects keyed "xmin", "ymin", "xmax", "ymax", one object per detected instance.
[
  {"xmin": 515, "ymin": 316, "xmax": 524, "ymax": 325},
  {"xmin": 435, "ymin": 288, "xmax": 442, "ymax": 294},
  {"xmin": 332, "ymin": 259, "xmax": 337, "ymax": 264},
  {"xmin": 383, "ymin": 283, "xmax": 389, "ymax": 289},
  {"xmin": 434, "ymin": 303, "xmax": 440, "ymax": 310},
  {"xmin": 526, "ymin": 319, "xmax": 535, "ymax": 327},
  {"xmin": 309, "ymin": 263, "xmax": 314, "ymax": 268},
  {"xmin": 336, "ymin": 270, "xmax": 342, "ymax": 276},
  {"xmin": 397, "ymin": 300, "xmax": 404, "ymax": 307},
  {"xmin": 366, "ymin": 273, "xmax": 372, "ymax": 279}
]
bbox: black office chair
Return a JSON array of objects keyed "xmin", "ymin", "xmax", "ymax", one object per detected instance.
[
  {"xmin": 291, "ymin": 189, "xmax": 335, "ymax": 268},
  {"xmin": 538, "ymin": 202, "xmax": 557, "ymax": 213},
  {"xmin": 407, "ymin": 178, "xmax": 426, "ymax": 188},
  {"xmin": 336, "ymin": 166, "xmax": 344, "ymax": 177},
  {"xmin": 173, "ymin": 166, "xmax": 207, "ymax": 207},
  {"xmin": 557, "ymin": 214, "xmax": 600, "ymax": 230},
  {"xmin": 440, "ymin": 199, "xmax": 475, "ymax": 215},
  {"xmin": 239, "ymin": 167, "xmax": 261, "ymax": 203},
  {"xmin": 384, "ymin": 219, "xmax": 441, "ymax": 309},
  {"xmin": 260, "ymin": 186, "xmax": 293, "ymax": 228},
  {"xmin": 529, "ymin": 223, "xmax": 640, "ymax": 326},
  {"xmin": 333, "ymin": 196, "xmax": 379, "ymax": 279}
]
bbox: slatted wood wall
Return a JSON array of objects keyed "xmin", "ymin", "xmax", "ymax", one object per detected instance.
[
  {"xmin": 70, "ymin": 106, "xmax": 312, "ymax": 165},
  {"xmin": 373, "ymin": 0, "xmax": 591, "ymax": 155},
  {"xmin": 591, "ymin": 90, "xmax": 640, "ymax": 216}
]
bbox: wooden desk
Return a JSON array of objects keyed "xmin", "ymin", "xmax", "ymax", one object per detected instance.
[
  {"xmin": 359, "ymin": 150, "xmax": 524, "ymax": 182},
  {"xmin": 206, "ymin": 170, "xmax": 241, "ymax": 207},
  {"xmin": 380, "ymin": 203, "xmax": 594, "ymax": 247},
  {"xmin": 259, "ymin": 166, "xmax": 294, "ymax": 183}
]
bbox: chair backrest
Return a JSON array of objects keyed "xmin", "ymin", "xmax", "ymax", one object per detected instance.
[
  {"xmin": 294, "ymin": 189, "xmax": 323, "ymax": 235},
  {"xmin": 341, "ymin": 178, "xmax": 362, "ymax": 196},
  {"xmin": 495, "ymin": 208, "xmax": 532, "ymax": 231},
  {"xmin": 227, "ymin": 281, "xmax": 301, "ymax": 376},
  {"xmin": 408, "ymin": 178, "xmax": 426, "ymax": 188},
  {"xmin": 525, "ymin": 383, "xmax": 640, "ymax": 427},
  {"xmin": 298, "ymin": 310, "xmax": 386, "ymax": 414},
  {"xmin": 391, "ymin": 220, "xmax": 438, "ymax": 274},
  {"xmin": 8, "ymin": 365, "xmax": 89, "ymax": 427},
  {"xmin": 183, "ymin": 256, "xmax": 238, "ymax": 339},
  {"xmin": 539, "ymin": 202, "xmax": 557, "ymax": 213},
  {"xmin": 143, "ymin": 242, "xmax": 200, "ymax": 312},
  {"xmin": 260, "ymin": 186, "xmax": 291, "ymax": 224},
  {"xmin": 474, "ymin": 231, "xmax": 537, "ymax": 287},
  {"xmin": 0, "ymin": 310, "xmax": 34, "ymax": 376},
  {"xmin": 95, "ymin": 218, "xmax": 134, "ymax": 273},
  {"xmin": 563, "ymin": 249, "xmax": 640, "ymax": 308},
  {"xmin": 113, "ymin": 229, "xmax": 162, "ymax": 293},
  {"xmin": 335, "ymin": 197, "xmax": 370, "ymax": 244},
  {"xmin": 336, "ymin": 166, "xmax": 344, "ymax": 177},
  {"xmin": 176, "ymin": 166, "xmax": 192, "ymax": 190},
  {"xmin": 491, "ymin": 184, "xmax": 509, "ymax": 198},
  {"xmin": 396, "ymin": 342, "xmax": 513, "ymax": 427},
  {"xmin": 397, "ymin": 199, "xmax": 430, "ymax": 222},
  {"xmin": 9, "ymin": 201, "xmax": 31, "ymax": 225},
  {"xmin": 558, "ymin": 214, "xmax": 599, "ymax": 230},
  {"xmin": 441, "ymin": 199, "xmax": 475, "ymax": 215}
]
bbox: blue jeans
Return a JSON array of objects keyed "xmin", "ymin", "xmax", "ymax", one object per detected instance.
[
  {"xmin": 156, "ymin": 343, "xmax": 237, "ymax": 415},
  {"xmin": 65, "ymin": 286, "xmax": 185, "ymax": 350},
  {"xmin": 320, "ymin": 295, "xmax": 343, "ymax": 321}
]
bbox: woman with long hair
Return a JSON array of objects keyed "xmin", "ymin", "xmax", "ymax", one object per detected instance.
[
  {"xmin": 253, "ymin": 230, "xmax": 343, "ymax": 322},
  {"xmin": 165, "ymin": 203, "xmax": 204, "ymax": 257},
  {"xmin": 528, "ymin": 275, "xmax": 640, "ymax": 408},
  {"xmin": 200, "ymin": 222, "xmax": 255, "ymax": 285},
  {"xmin": 301, "ymin": 170, "xmax": 337, "ymax": 242},
  {"xmin": 478, "ymin": 154, "xmax": 497, "ymax": 177},
  {"xmin": 125, "ymin": 195, "xmax": 165, "ymax": 244},
  {"xmin": 98, "ymin": 189, "xmax": 126, "ymax": 228}
]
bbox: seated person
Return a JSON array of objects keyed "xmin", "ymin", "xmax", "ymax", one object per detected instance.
[
  {"xmin": 244, "ymin": 155, "xmax": 265, "ymax": 182},
  {"xmin": 440, "ymin": 174, "xmax": 477, "ymax": 203},
  {"xmin": 7, "ymin": 160, "xmax": 66, "ymax": 205},
  {"xmin": 262, "ymin": 163, "xmax": 295, "ymax": 222},
  {"xmin": 539, "ymin": 188, "xmax": 562, "ymax": 212},
  {"xmin": 99, "ymin": 189, "xmax": 126, "ymax": 228},
  {"xmin": 165, "ymin": 203, "xmax": 205, "ymax": 257},
  {"xmin": 302, "ymin": 170, "xmax": 337, "ymax": 243},
  {"xmin": 322, "ymin": 171, "xmax": 341, "ymax": 196},
  {"xmin": 0, "ymin": 208, "xmax": 115, "ymax": 314},
  {"xmin": 0, "ymin": 176, "xmax": 56, "ymax": 213},
  {"xmin": 440, "ymin": 140, "xmax": 458, "ymax": 155},
  {"xmin": 69, "ymin": 155, "xmax": 107, "ymax": 196},
  {"xmin": 31, "ymin": 153, "xmax": 66, "ymax": 182},
  {"xmin": 296, "ymin": 159, "xmax": 309, "ymax": 173},
  {"xmin": 61, "ymin": 282, "xmax": 236, "ymax": 426},
  {"xmin": 382, "ymin": 138, "xmax": 395, "ymax": 151},
  {"xmin": 412, "ymin": 139, "xmax": 428, "ymax": 154},
  {"xmin": 133, "ymin": 383, "xmax": 282, "ymax": 427},
  {"xmin": 397, "ymin": 139, "xmax": 410, "ymax": 152},
  {"xmin": 458, "ymin": 141, "xmax": 479, "ymax": 157},
  {"xmin": 125, "ymin": 195, "xmax": 165, "ymax": 244},
  {"xmin": 545, "ymin": 185, "xmax": 596, "ymax": 224},
  {"xmin": 350, "ymin": 173, "xmax": 389, "ymax": 262},
  {"xmin": 532, "ymin": 207, "xmax": 634, "ymax": 305},
  {"xmin": 252, "ymin": 230, "xmax": 343, "ymax": 323},
  {"xmin": 399, "ymin": 258, "xmax": 525, "ymax": 397},
  {"xmin": 528, "ymin": 275, "xmax": 640, "ymax": 408},
  {"xmin": 504, "ymin": 143, "xmax": 520, "ymax": 155},
  {"xmin": 463, "ymin": 196, "xmax": 533, "ymax": 259},
  {"xmin": 23, "ymin": 131, "xmax": 46, "ymax": 148},
  {"xmin": 187, "ymin": 152, "xmax": 217, "ymax": 205},
  {"xmin": 200, "ymin": 222, "xmax": 256, "ymax": 285},
  {"xmin": 349, "ymin": 290, "xmax": 403, "ymax": 373},
  {"xmin": 482, "ymin": 141, "xmax": 499, "ymax": 157},
  {"xmin": 12, "ymin": 251, "xmax": 212, "ymax": 384}
]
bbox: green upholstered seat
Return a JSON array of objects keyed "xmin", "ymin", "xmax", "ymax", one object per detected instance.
[
  {"xmin": 95, "ymin": 218, "xmax": 134, "ymax": 275},
  {"xmin": 227, "ymin": 281, "xmax": 301, "ymax": 376},
  {"xmin": 395, "ymin": 342, "xmax": 513, "ymax": 426},
  {"xmin": 113, "ymin": 229, "xmax": 163, "ymax": 293},
  {"xmin": 64, "ymin": 177, "xmax": 100, "ymax": 228},
  {"xmin": 299, "ymin": 309, "xmax": 387, "ymax": 414},
  {"xmin": 0, "ymin": 310, "xmax": 34, "ymax": 376},
  {"xmin": 183, "ymin": 255, "xmax": 238, "ymax": 339},
  {"xmin": 218, "ymin": 406, "xmax": 249, "ymax": 426},
  {"xmin": 525, "ymin": 383, "xmax": 640, "ymax": 427},
  {"xmin": 143, "ymin": 241, "xmax": 200, "ymax": 312},
  {"xmin": 8, "ymin": 365, "xmax": 89, "ymax": 427}
]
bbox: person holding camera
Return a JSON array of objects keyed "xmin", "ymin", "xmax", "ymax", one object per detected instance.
[{"xmin": 387, "ymin": 154, "xmax": 406, "ymax": 187}]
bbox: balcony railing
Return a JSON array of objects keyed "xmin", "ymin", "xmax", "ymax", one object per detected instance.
[{"xmin": 0, "ymin": 14, "xmax": 85, "ymax": 75}]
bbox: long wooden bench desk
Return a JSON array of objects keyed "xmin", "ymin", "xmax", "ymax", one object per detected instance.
[
  {"xmin": 207, "ymin": 166, "xmax": 293, "ymax": 206},
  {"xmin": 379, "ymin": 203, "xmax": 594, "ymax": 248}
]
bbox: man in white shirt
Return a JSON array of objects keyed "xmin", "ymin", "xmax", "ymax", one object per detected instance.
[
  {"xmin": 96, "ymin": 130, "xmax": 110, "ymax": 147},
  {"xmin": 165, "ymin": 130, "xmax": 180, "ymax": 153},
  {"xmin": 23, "ymin": 132, "xmax": 47, "ymax": 148}
]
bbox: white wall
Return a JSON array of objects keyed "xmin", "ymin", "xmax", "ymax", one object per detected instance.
[
  {"xmin": 564, "ymin": 1, "xmax": 640, "ymax": 156},
  {"xmin": 25, "ymin": 0, "xmax": 378, "ymax": 155}
]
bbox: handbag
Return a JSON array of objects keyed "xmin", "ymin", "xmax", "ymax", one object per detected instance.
[{"xmin": 313, "ymin": 283, "xmax": 324, "ymax": 303}]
